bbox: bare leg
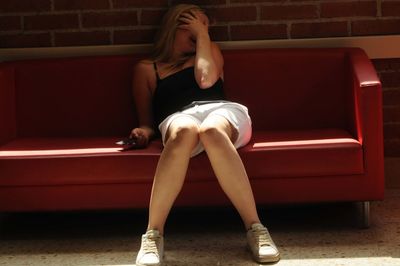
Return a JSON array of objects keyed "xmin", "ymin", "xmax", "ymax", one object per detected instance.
[
  {"xmin": 199, "ymin": 115, "xmax": 260, "ymax": 229},
  {"xmin": 147, "ymin": 117, "xmax": 199, "ymax": 235}
]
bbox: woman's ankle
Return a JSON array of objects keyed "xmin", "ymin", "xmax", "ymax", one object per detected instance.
[{"xmin": 147, "ymin": 226, "xmax": 164, "ymax": 235}]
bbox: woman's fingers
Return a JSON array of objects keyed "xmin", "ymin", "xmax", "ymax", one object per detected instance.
[
  {"xmin": 129, "ymin": 128, "xmax": 137, "ymax": 138},
  {"xmin": 181, "ymin": 11, "xmax": 196, "ymax": 19},
  {"xmin": 129, "ymin": 129, "xmax": 148, "ymax": 148},
  {"xmin": 179, "ymin": 11, "xmax": 200, "ymax": 24},
  {"xmin": 178, "ymin": 17, "xmax": 192, "ymax": 24},
  {"xmin": 135, "ymin": 134, "xmax": 148, "ymax": 148},
  {"xmin": 130, "ymin": 128, "xmax": 143, "ymax": 140}
]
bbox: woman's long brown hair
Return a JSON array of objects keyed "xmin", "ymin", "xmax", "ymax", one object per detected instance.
[{"xmin": 151, "ymin": 4, "xmax": 205, "ymax": 70}]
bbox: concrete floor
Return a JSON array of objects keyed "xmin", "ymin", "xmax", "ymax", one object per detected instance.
[{"xmin": 0, "ymin": 190, "xmax": 399, "ymax": 266}]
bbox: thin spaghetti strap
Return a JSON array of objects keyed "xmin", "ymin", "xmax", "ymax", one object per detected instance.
[{"xmin": 153, "ymin": 62, "xmax": 161, "ymax": 81}]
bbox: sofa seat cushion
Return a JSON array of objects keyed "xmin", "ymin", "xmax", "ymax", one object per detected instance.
[
  {"xmin": 0, "ymin": 128, "xmax": 363, "ymax": 187},
  {"xmin": 240, "ymin": 129, "xmax": 364, "ymax": 178},
  {"xmin": 0, "ymin": 137, "xmax": 164, "ymax": 186},
  {"xmin": 187, "ymin": 128, "xmax": 363, "ymax": 181},
  {"xmin": 0, "ymin": 137, "xmax": 163, "ymax": 159}
]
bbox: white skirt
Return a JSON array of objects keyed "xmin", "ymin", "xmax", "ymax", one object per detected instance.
[{"xmin": 158, "ymin": 101, "xmax": 252, "ymax": 157}]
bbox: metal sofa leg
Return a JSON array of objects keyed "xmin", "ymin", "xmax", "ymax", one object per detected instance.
[{"xmin": 357, "ymin": 201, "xmax": 370, "ymax": 229}]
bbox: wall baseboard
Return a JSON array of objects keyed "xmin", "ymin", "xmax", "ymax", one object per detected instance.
[{"xmin": 0, "ymin": 35, "xmax": 399, "ymax": 62}]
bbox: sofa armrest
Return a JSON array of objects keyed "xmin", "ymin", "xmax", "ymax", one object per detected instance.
[
  {"xmin": 349, "ymin": 48, "xmax": 383, "ymax": 144},
  {"xmin": 349, "ymin": 48, "xmax": 384, "ymax": 198},
  {"xmin": 0, "ymin": 64, "xmax": 17, "ymax": 145},
  {"xmin": 350, "ymin": 49, "xmax": 381, "ymax": 88}
]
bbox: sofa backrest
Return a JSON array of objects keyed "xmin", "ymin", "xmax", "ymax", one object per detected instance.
[
  {"xmin": 223, "ymin": 48, "xmax": 352, "ymax": 131},
  {"xmin": 10, "ymin": 55, "xmax": 142, "ymax": 137},
  {"xmin": 8, "ymin": 48, "xmax": 354, "ymax": 137}
]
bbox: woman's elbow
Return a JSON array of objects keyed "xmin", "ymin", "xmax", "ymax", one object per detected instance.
[
  {"xmin": 197, "ymin": 73, "xmax": 220, "ymax": 89},
  {"xmin": 199, "ymin": 79, "xmax": 219, "ymax": 89},
  {"xmin": 199, "ymin": 79, "xmax": 214, "ymax": 89},
  {"xmin": 196, "ymin": 60, "xmax": 220, "ymax": 89}
]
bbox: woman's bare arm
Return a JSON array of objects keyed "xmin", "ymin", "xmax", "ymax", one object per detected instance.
[
  {"xmin": 179, "ymin": 12, "xmax": 223, "ymax": 89},
  {"xmin": 195, "ymin": 35, "xmax": 224, "ymax": 88},
  {"xmin": 130, "ymin": 61, "xmax": 156, "ymax": 146}
]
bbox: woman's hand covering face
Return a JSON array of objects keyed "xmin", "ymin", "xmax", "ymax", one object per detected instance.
[{"xmin": 178, "ymin": 11, "xmax": 209, "ymax": 40}]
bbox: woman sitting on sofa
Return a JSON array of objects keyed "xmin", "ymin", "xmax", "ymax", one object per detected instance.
[{"xmin": 129, "ymin": 4, "xmax": 280, "ymax": 265}]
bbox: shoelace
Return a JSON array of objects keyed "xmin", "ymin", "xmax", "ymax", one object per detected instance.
[
  {"xmin": 142, "ymin": 235, "xmax": 159, "ymax": 255},
  {"xmin": 252, "ymin": 227, "xmax": 273, "ymax": 248}
]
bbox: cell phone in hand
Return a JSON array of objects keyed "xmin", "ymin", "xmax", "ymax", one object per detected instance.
[{"xmin": 116, "ymin": 137, "xmax": 137, "ymax": 146}]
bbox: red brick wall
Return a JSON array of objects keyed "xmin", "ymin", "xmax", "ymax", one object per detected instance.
[
  {"xmin": 0, "ymin": 0, "xmax": 399, "ymax": 157},
  {"xmin": 375, "ymin": 58, "xmax": 400, "ymax": 157},
  {"xmin": 1, "ymin": 0, "xmax": 400, "ymax": 47}
]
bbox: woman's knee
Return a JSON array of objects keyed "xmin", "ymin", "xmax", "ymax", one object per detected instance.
[
  {"xmin": 199, "ymin": 124, "xmax": 228, "ymax": 145},
  {"xmin": 165, "ymin": 124, "xmax": 199, "ymax": 148},
  {"xmin": 199, "ymin": 116, "xmax": 238, "ymax": 146}
]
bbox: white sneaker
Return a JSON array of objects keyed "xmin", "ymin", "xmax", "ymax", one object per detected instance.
[
  {"xmin": 247, "ymin": 223, "xmax": 280, "ymax": 263},
  {"xmin": 136, "ymin": 230, "xmax": 164, "ymax": 266}
]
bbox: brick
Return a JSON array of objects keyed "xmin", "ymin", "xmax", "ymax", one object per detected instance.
[
  {"xmin": 0, "ymin": 33, "xmax": 51, "ymax": 48},
  {"xmin": 231, "ymin": 0, "xmax": 281, "ymax": 2},
  {"xmin": 380, "ymin": 72, "xmax": 400, "ymax": 88},
  {"xmin": 24, "ymin": 14, "xmax": 79, "ymax": 31},
  {"xmin": 384, "ymin": 88, "xmax": 400, "ymax": 105},
  {"xmin": 206, "ymin": 6, "xmax": 257, "ymax": 23},
  {"xmin": 373, "ymin": 59, "xmax": 390, "ymax": 71},
  {"xmin": 114, "ymin": 29, "xmax": 157, "ymax": 44},
  {"xmin": 374, "ymin": 59, "xmax": 400, "ymax": 72},
  {"xmin": 261, "ymin": 5, "xmax": 318, "ymax": 20},
  {"xmin": 352, "ymin": 19, "xmax": 400, "ymax": 36},
  {"xmin": 382, "ymin": 1, "xmax": 400, "ymax": 17},
  {"xmin": 54, "ymin": 0, "xmax": 110, "ymax": 10},
  {"xmin": 384, "ymin": 139, "xmax": 400, "ymax": 157},
  {"xmin": 171, "ymin": 0, "xmax": 225, "ymax": 6},
  {"xmin": 209, "ymin": 25, "xmax": 229, "ymax": 41},
  {"xmin": 231, "ymin": 24, "xmax": 287, "ymax": 41},
  {"xmin": 0, "ymin": 16, "xmax": 21, "ymax": 31},
  {"xmin": 385, "ymin": 157, "xmax": 400, "ymax": 187},
  {"xmin": 139, "ymin": 7, "xmax": 227, "ymax": 26},
  {"xmin": 114, "ymin": 0, "xmax": 168, "ymax": 8},
  {"xmin": 321, "ymin": 1, "xmax": 377, "ymax": 18},
  {"xmin": 384, "ymin": 123, "xmax": 400, "ymax": 139},
  {"xmin": 82, "ymin": 11, "xmax": 138, "ymax": 28},
  {"xmin": 384, "ymin": 106, "xmax": 400, "ymax": 123},
  {"xmin": 55, "ymin": 31, "xmax": 110, "ymax": 46},
  {"xmin": 291, "ymin": 21, "xmax": 348, "ymax": 38},
  {"xmin": 141, "ymin": 9, "xmax": 167, "ymax": 25},
  {"xmin": 0, "ymin": 0, "xmax": 50, "ymax": 13}
]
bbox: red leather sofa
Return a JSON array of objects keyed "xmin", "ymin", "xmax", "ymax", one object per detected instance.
[{"xmin": 0, "ymin": 48, "xmax": 384, "ymax": 224}]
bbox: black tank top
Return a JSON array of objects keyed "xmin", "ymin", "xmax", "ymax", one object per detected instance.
[{"xmin": 152, "ymin": 63, "xmax": 225, "ymax": 128}]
